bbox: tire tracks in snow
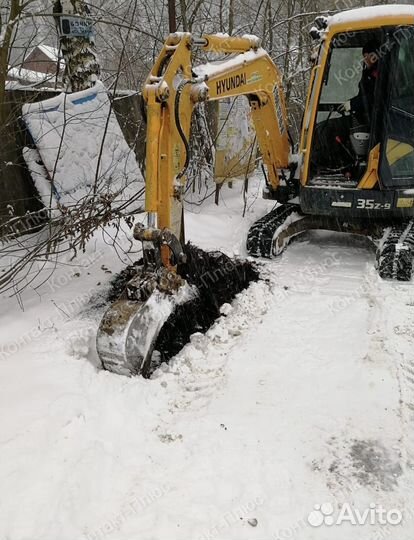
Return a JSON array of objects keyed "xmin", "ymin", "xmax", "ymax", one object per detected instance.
[
  {"xmin": 385, "ymin": 287, "xmax": 414, "ymax": 471},
  {"xmin": 320, "ymin": 273, "xmax": 414, "ymax": 520}
]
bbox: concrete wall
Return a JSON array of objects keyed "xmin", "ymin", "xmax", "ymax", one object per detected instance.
[{"xmin": 0, "ymin": 90, "xmax": 50, "ymax": 230}]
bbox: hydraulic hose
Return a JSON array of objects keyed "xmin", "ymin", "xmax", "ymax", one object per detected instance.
[{"xmin": 175, "ymin": 78, "xmax": 202, "ymax": 180}]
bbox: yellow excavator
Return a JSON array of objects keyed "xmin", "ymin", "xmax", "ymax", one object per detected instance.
[{"xmin": 97, "ymin": 5, "xmax": 414, "ymax": 376}]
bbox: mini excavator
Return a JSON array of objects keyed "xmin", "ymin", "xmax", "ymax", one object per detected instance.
[{"xmin": 97, "ymin": 5, "xmax": 414, "ymax": 376}]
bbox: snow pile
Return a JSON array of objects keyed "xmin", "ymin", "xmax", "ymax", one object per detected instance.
[{"xmin": 22, "ymin": 81, "xmax": 143, "ymax": 211}]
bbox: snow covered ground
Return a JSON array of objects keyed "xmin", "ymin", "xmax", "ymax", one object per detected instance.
[{"xmin": 1, "ymin": 176, "xmax": 414, "ymax": 540}]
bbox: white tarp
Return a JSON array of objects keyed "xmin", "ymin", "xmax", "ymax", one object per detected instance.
[{"xmin": 22, "ymin": 81, "xmax": 143, "ymax": 212}]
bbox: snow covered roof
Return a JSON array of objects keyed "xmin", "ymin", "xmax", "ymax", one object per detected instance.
[
  {"xmin": 37, "ymin": 44, "xmax": 62, "ymax": 62},
  {"xmin": 329, "ymin": 5, "xmax": 414, "ymax": 30},
  {"xmin": 7, "ymin": 66, "xmax": 56, "ymax": 86},
  {"xmin": 5, "ymin": 80, "xmax": 22, "ymax": 90}
]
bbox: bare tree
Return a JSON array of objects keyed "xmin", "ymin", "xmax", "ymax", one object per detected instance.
[{"xmin": 0, "ymin": 1, "xmax": 25, "ymax": 126}]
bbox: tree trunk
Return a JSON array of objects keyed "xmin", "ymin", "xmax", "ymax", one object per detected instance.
[
  {"xmin": 267, "ymin": 0, "xmax": 273, "ymax": 55},
  {"xmin": 53, "ymin": 0, "xmax": 100, "ymax": 93},
  {"xmin": 179, "ymin": 0, "xmax": 188, "ymax": 32},
  {"xmin": 228, "ymin": 0, "xmax": 235, "ymax": 35},
  {"xmin": 168, "ymin": 0, "xmax": 177, "ymax": 33},
  {"xmin": 283, "ymin": 0, "xmax": 295, "ymax": 105},
  {"xmin": 0, "ymin": 0, "xmax": 21, "ymax": 127}
]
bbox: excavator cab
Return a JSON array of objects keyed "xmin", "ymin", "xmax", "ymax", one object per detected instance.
[
  {"xmin": 310, "ymin": 31, "xmax": 383, "ymax": 185},
  {"xmin": 297, "ymin": 12, "xmax": 414, "ymax": 219},
  {"xmin": 310, "ymin": 26, "xmax": 414, "ymax": 192},
  {"xmin": 250, "ymin": 8, "xmax": 414, "ymax": 278}
]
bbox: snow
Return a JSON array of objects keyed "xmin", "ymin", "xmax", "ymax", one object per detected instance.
[
  {"xmin": 1, "ymin": 175, "xmax": 414, "ymax": 539},
  {"xmin": 7, "ymin": 65, "xmax": 55, "ymax": 85},
  {"xmin": 241, "ymin": 33, "xmax": 260, "ymax": 41},
  {"xmin": 22, "ymin": 147, "xmax": 59, "ymax": 211},
  {"xmin": 0, "ymin": 28, "xmax": 6, "ymax": 50},
  {"xmin": 22, "ymin": 81, "xmax": 143, "ymax": 211},
  {"xmin": 328, "ymin": 5, "xmax": 414, "ymax": 29},
  {"xmin": 194, "ymin": 49, "xmax": 268, "ymax": 78},
  {"xmin": 5, "ymin": 80, "xmax": 23, "ymax": 90}
]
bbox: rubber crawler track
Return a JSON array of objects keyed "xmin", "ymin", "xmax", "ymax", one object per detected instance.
[
  {"xmin": 246, "ymin": 204, "xmax": 298, "ymax": 258},
  {"xmin": 377, "ymin": 220, "xmax": 414, "ymax": 281}
]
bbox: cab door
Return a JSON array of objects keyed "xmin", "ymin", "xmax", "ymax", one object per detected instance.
[{"xmin": 380, "ymin": 27, "xmax": 414, "ymax": 190}]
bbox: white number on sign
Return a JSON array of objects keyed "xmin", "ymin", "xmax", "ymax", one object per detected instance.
[{"xmin": 356, "ymin": 199, "xmax": 391, "ymax": 210}]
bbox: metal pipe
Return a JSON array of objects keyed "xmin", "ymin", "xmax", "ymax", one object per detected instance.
[
  {"xmin": 192, "ymin": 37, "xmax": 208, "ymax": 47},
  {"xmin": 148, "ymin": 212, "xmax": 157, "ymax": 229}
]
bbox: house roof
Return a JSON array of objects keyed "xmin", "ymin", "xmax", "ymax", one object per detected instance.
[{"xmin": 37, "ymin": 44, "xmax": 62, "ymax": 62}]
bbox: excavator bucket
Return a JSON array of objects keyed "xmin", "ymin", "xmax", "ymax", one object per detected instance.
[
  {"xmin": 96, "ymin": 225, "xmax": 258, "ymax": 378},
  {"xmin": 96, "ymin": 285, "xmax": 197, "ymax": 376}
]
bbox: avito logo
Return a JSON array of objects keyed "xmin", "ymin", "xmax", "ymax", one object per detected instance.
[{"xmin": 308, "ymin": 502, "xmax": 403, "ymax": 528}]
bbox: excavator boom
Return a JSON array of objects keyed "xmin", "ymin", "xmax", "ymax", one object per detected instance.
[
  {"xmin": 142, "ymin": 32, "xmax": 291, "ymax": 243},
  {"xmin": 97, "ymin": 32, "xmax": 288, "ymax": 376}
]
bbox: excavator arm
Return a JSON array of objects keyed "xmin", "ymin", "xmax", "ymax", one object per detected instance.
[
  {"xmin": 97, "ymin": 32, "xmax": 291, "ymax": 376},
  {"xmin": 142, "ymin": 32, "xmax": 291, "ymax": 246}
]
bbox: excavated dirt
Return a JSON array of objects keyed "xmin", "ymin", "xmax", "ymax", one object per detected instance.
[{"xmin": 147, "ymin": 243, "xmax": 259, "ymax": 376}]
